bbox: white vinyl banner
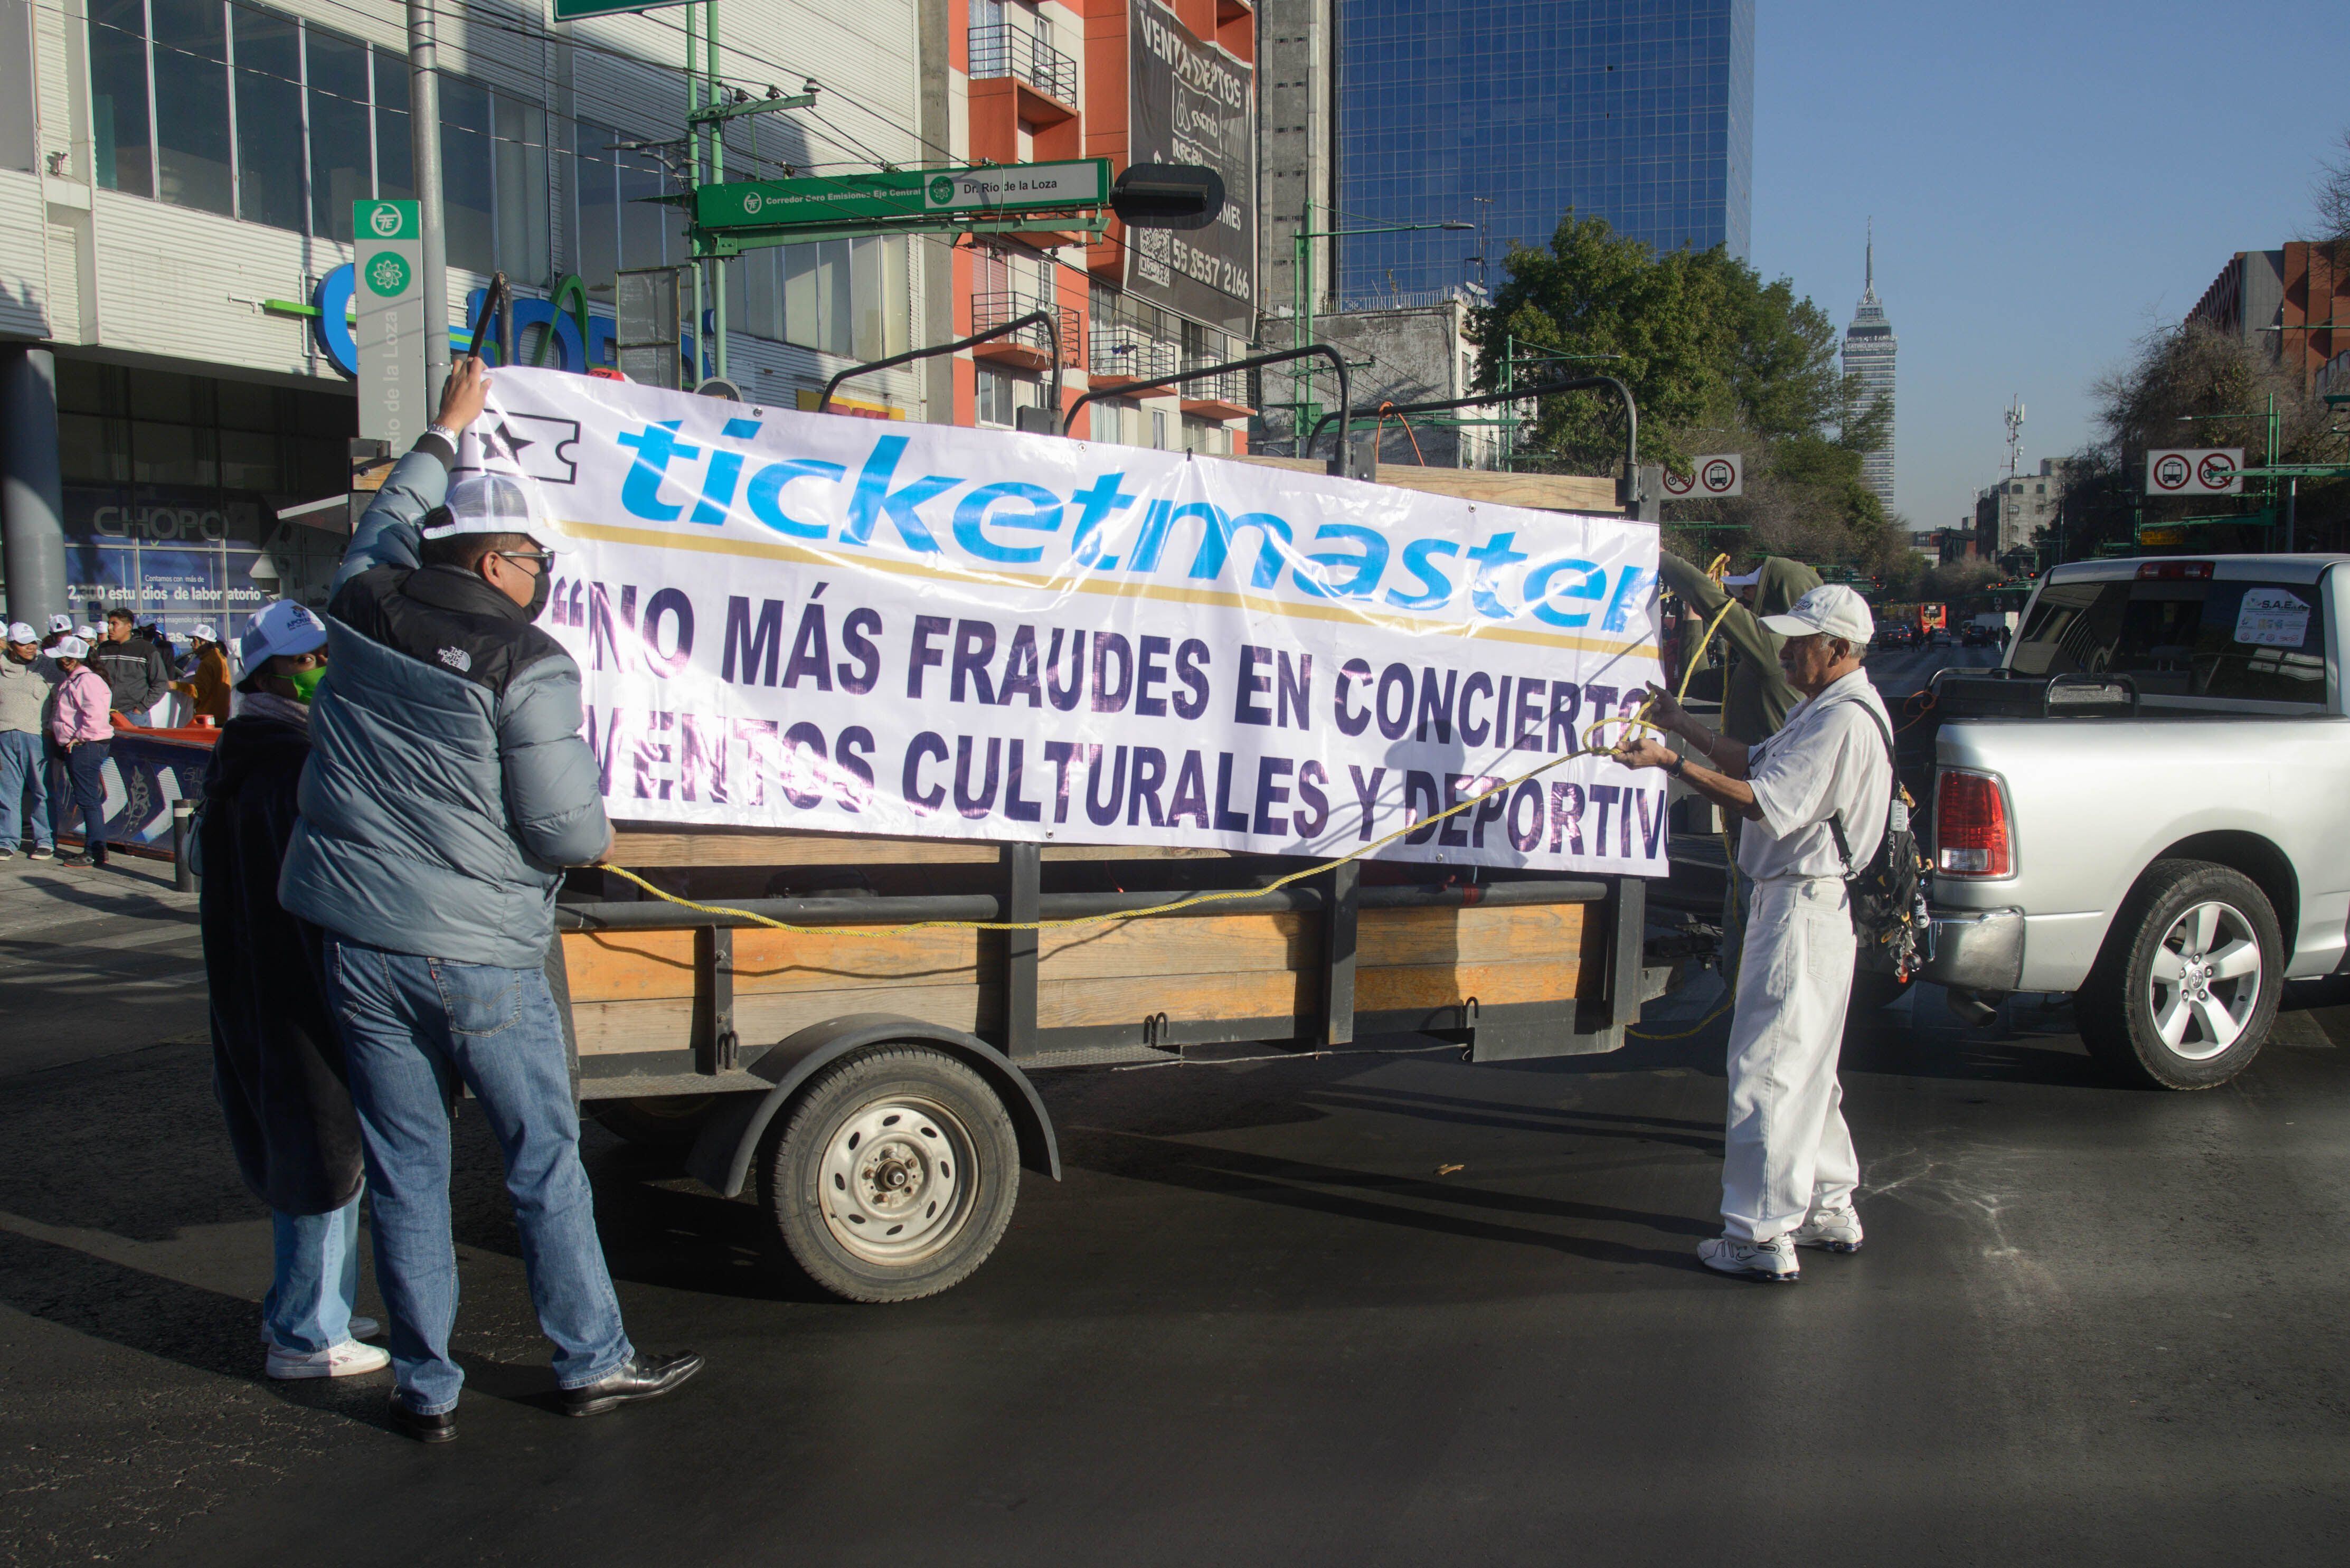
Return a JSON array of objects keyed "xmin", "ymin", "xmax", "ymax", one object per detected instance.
[{"xmin": 463, "ymin": 370, "xmax": 1669, "ymax": 877}]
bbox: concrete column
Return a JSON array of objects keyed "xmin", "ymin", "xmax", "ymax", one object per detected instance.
[{"xmin": 1, "ymin": 345, "xmax": 67, "ymax": 627}]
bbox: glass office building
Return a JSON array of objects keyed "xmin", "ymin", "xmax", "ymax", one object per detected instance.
[{"xmin": 1334, "ymin": 0, "xmax": 1752, "ymax": 303}]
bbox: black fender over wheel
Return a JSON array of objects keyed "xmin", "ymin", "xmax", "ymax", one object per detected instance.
[
  {"xmin": 2078, "ymin": 859, "xmax": 2282, "ymax": 1090},
  {"xmin": 757, "ymin": 1044, "xmax": 1022, "ymax": 1303}
]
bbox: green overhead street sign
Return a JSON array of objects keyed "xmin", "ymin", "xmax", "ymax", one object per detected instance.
[
  {"xmin": 551, "ymin": 0, "xmax": 687, "ymax": 19},
  {"xmin": 696, "ymin": 159, "xmax": 1111, "ymax": 232}
]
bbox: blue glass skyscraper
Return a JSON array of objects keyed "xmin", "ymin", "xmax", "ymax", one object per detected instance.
[{"xmin": 1334, "ymin": 0, "xmax": 1752, "ymax": 303}]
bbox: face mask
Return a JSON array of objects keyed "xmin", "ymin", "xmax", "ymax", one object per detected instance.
[
  {"xmin": 289, "ymin": 664, "xmax": 327, "ymax": 704},
  {"xmin": 524, "ymin": 566, "xmax": 551, "ymax": 620}
]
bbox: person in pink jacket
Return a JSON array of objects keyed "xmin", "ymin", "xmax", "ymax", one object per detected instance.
[{"xmin": 48, "ymin": 637, "xmax": 115, "ymax": 868}]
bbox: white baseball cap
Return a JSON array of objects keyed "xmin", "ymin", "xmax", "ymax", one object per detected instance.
[
  {"xmin": 75, "ymin": 624, "xmax": 100, "ymax": 640},
  {"xmin": 46, "ymin": 613, "xmax": 72, "ymax": 635},
  {"xmin": 53, "ymin": 636, "xmax": 90, "ymax": 659},
  {"xmin": 6, "ymin": 622, "xmax": 35, "ymax": 646},
  {"xmin": 240, "ymin": 600, "xmax": 328, "ymax": 671},
  {"xmin": 421, "ymin": 473, "xmax": 557, "ymax": 547},
  {"xmin": 1760, "ymin": 583, "xmax": 1875, "ymax": 645},
  {"xmin": 191, "ymin": 623, "xmax": 219, "ymax": 644}
]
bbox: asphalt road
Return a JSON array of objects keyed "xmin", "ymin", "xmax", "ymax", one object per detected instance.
[{"xmin": 7, "ymin": 642, "xmax": 2349, "ymax": 1565}]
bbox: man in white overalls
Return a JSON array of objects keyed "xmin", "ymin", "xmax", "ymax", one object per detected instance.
[{"xmin": 1614, "ymin": 585, "xmax": 1893, "ymax": 1282}]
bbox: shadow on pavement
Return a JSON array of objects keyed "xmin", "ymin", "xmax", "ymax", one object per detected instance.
[{"xmin": 1069, "ymin": 1126, "xmax": 1705, "ymax": 1271}]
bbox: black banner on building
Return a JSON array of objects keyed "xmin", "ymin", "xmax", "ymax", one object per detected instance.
[{"xmin": 1125, "ymin": 0, "xmax": 1254, "ymax": 333}]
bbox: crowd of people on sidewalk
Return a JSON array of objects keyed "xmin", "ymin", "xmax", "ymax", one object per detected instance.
[{"xmin": 0, "ymin": 605, "xmax": 243, "ymax": 867}]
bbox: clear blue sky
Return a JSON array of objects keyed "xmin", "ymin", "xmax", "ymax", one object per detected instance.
[{"xmin": 1751, "ymin": 0, "xmax": 2349, "ymax": 534}]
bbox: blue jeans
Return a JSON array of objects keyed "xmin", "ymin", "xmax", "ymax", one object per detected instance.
[
  {"xmin": 53, "ymin": 741, "xmax": 108, "ymax": 858},
  {"xmin": 266, "ymin": 1195, "xmax": 363, "ymax": 1354},
  {"xmin": 324, "ymin": 936, "xmax": 632, "ymax": 1414},
  {"xmin": 0, "ymin": 731, "xmax": 49, "ymax": 850}
]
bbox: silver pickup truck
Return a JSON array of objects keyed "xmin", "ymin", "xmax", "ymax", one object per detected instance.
[{"xmin": 1916, "ymin": 553, "xmax": 2346, "ymax": 1090}]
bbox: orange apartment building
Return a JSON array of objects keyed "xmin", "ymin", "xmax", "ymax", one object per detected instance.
[
  {"xmin": 930, "ymin": 0, "xmax": 1260, "ymax": 445},
  {"xmin": 2188, "ymin": 240, "xmax": 2350, "ymax": 393}
]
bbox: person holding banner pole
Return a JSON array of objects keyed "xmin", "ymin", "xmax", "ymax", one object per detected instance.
[
  {"xmin": 280, "ymin": 357, "xmax": 702, "ymax": 1442},
  {"xmin": 1611, "ymin": 585, "xmax": 1891, "ymax": 1284}
]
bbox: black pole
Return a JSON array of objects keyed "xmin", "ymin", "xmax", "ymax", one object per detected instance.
[
  {"xmin": 1308, "ymin": 375, "xmax": 1638, "ymax": 500},
  {"xmin": 1062, "ymin": 344, "xmax": 1353, "ymax": 476},
  {"xmin": 819, "ymin": 310, "xmax": 1064, "ymax": 418}
]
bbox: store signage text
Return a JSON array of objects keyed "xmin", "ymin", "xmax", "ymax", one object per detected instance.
[{"xmin": 311, "ymin": 268, "xmax": 621, "ymax": 381}]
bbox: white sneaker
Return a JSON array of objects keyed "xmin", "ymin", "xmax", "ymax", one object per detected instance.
[
  {"xmin": 266, "ymin": 1339, "xmax": 391, "ymax": 1381},
  {"xmin": 1790, "ymin": 1206, "xmax": 1864, "ymax": 1253},
  {"xmin": 260, "ymin": 1315, "xmax": 379, "ymax": 1344},
  {"xmin": 1698, "ymin": 1234, "xmax": 1800, "ymax": 1282}
]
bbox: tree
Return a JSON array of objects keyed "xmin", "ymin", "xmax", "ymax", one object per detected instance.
[
  {"xmin": 2316, "ymin": 128, "xmax": 2350, "ymax": 251},
  {"xmin": 1475, "ymin": 213, "xmax": 1899, "ymax": 575},
  {"xmin": 2056, "ymin": 320, "xmax": 2345, "ymax": 556}
]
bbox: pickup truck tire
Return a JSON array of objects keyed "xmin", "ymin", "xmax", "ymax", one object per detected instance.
[
  {"xmin": 2078, "ymin": 860, "xmax": 2282, "ymax": 1091},
  {"xmin": 758, "ymin": 1044, "xmax": 1021, "ymax": 1303}
]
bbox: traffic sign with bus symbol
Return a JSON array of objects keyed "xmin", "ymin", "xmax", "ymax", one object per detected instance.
[
  {"xmin": 2145, "ymin": 447, "xmax": 2243, "ymax": 496},
  {"xmin": 1660, "ymin": 452, "xmax": 1744, "ymax": 499}
]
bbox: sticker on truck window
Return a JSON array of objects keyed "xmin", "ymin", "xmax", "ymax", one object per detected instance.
[{"xmin": 2234, "ymin": 587, "xmax": 2310, "ymax": 647}]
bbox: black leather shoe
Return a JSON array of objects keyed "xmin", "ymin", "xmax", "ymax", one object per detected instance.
[
  {"xmin": 561, "ymin": 1352, "xmax": 703, "ymax": 1417},
  {"xmin": 388, "ymin": 1396, "xmax": 456, "ymax": 1443}
]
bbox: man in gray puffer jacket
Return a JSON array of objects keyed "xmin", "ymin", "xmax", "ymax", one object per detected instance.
[{"xmin": 280, "ymin": 360, "xmax": 700, "ymax": 1443}]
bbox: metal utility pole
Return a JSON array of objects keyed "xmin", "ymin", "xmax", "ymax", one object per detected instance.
[{"xmin": 408, "ymin": 1, "xmax": 449, "ymax": 383}]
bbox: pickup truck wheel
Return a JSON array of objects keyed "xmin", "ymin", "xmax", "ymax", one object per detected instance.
[
  {"xmin": 758, "ymin": 1045, "xmax": 1020, "ymax": 1303},
  {"xmin": 2079, "ymin": 861, "xmax": 2281, "ymax": 1090}
]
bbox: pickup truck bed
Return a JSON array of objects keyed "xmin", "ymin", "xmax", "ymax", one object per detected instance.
[{"xmin": 1914, "ymin": 554, "xmax": 2349, "ymax": 1089}]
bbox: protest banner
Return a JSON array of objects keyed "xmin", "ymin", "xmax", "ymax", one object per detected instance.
[{"xmin": 463, "ymin": 370, "xmax": 1668, "ymax": 876}]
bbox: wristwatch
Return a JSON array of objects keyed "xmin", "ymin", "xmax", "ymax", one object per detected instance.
[{"xmin": 1666, "ymin": 751, "xmax": 1687, "ymax": 778}]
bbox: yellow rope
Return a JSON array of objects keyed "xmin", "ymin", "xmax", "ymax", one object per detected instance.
[{"xmin": 590, "ymin": 565, "xmax": 1744, "ymax": 940}]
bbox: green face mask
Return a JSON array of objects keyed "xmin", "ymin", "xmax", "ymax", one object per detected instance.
[{"xmin": 288, "ymin": 664, "xmax": 326, "ymax": 704}]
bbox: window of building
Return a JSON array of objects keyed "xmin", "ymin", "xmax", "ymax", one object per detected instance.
[
  {"xmin": 79, "ymin": 4, "xmax": 548, "ymax": 270},
  {"xmin": 774, "ymin": 237, "xmax": 906, "ymax": 358},
  {"xmin": 0, "ymin": 0, "xmax": 35, "ymax": 173},
  {"xmin": 1152, "ymin": 409, "xmax": 1167, "ymax": 448},
  {"xmin": 306, "ymin": 26, "xmax": 372, "ymax": 241},
  {"xmin": 231, "ymin": 4, "xmax": 303, "ymax": 232},
  {"xmin": 976, "ymin": 366, "xmax": 1032, "ymax": 428},
  {"xmin": 152, "ymin": 0, "xmax": 232, "ymax": 216}
]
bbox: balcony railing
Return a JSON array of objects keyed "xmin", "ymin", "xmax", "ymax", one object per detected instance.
[
  {"xmin": 969, "ymin": 21, "xmax": 1079, "ymax": 107},
  {"xmin": 972, "ymin": 291, "xmax": 1082, "ymax": 367},
  {"xmin": 1178, "ymin": 363, "xmax": 1253, "ymax": 410},
  {"xmin": 1089, "ymin": 324, "xmax": 1177, "ymax": 383}
]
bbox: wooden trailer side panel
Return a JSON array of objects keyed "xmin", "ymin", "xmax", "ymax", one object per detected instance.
[{"xmin": 561, "ymin": 901, "xmax": 1604, "ymax": 1058}]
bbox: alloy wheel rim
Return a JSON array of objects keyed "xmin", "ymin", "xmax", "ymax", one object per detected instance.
[
  {"xmin": 2147, "ymin": 900, "xmax": 2261, "ymax": 1062},
  {"xmin": 817, "ymin": 1095, "xmax": 977, "ymax": 1264}
]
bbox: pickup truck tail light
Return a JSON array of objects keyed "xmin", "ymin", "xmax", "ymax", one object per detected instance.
[{"xmin": 1936, "ymin": 769, "xmax": 2013, "ymax": 876}]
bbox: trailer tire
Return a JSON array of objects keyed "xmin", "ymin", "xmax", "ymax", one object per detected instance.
[
  {"xmin": 2078, "ymin": 859, "xmax": 2281, "ymax": 1091},
  {"xmin": 757, "ymin": 1044, "xmax": 1020, "ymax": 1303},
  {"xmin": 589, "ymin": 1094, "xmax": 722, "ymax": 1149}
]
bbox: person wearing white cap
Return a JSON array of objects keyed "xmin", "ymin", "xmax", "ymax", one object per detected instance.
[
  {"xmin": 177, "ymin": 621, "xmax": 232, "ymax": 726},
  {"xmin": 1613, "ymin": 583, "xmax": 1894, "ymax": 1282},
  {"xmin": 42, "ymin": 612, "xmax": 73, "ymax": 651},
  {"xmin": 279, "ymin": 358, "xmax": 700, "ymax": 1441},
  {"xmin": 45, "ymin": 635, "xmax": 116, "ymax": 867},
  {"xmin": 198, "ymin": 598, "xmax": 388, "ymax": 1381},
  {"xmin": 0, "ymin": 621, "xmax": 58, "ymax": 860}
]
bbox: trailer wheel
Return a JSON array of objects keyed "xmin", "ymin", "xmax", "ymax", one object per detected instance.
[
  {"xmin": 757, "ymin": 1045, "xmax": 1020, "ymax": 1303},
  {"xmin": 589, "ymin": 1093, "xmax": 721, "ymax": 1149},
  {"xmin": 2078, "ymin": 860, "xmax": 2281, "ymax": 1091}
]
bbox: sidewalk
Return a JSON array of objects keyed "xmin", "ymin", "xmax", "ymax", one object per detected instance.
[{"xmin": 0, "ymin": 854, "xmax": 205, "ymax": 1079}]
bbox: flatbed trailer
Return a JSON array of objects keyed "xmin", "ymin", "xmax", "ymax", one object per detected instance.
[{"xmin": 554, "ymin": 827, "xmax": 1665, "ymax": 1300}]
